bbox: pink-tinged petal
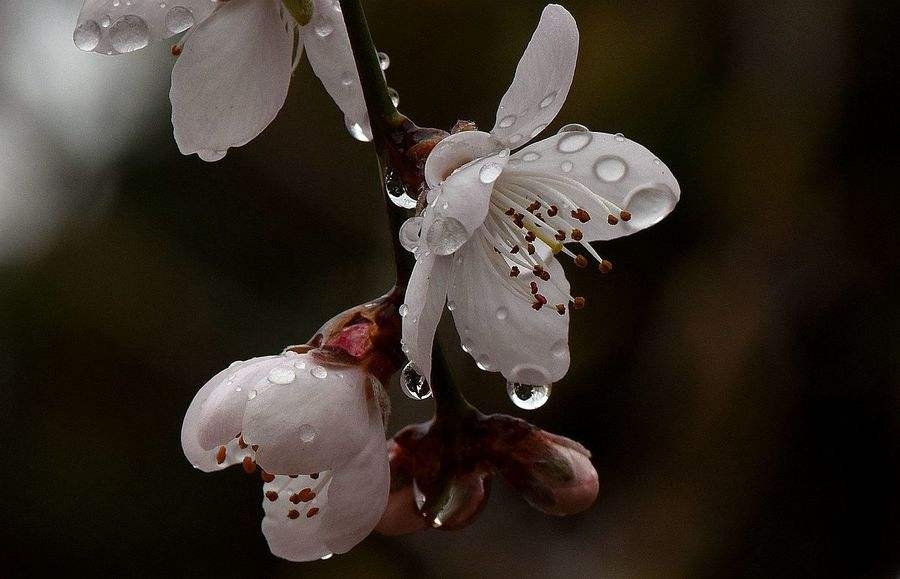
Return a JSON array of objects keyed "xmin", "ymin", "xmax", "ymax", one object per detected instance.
[
  {"xmin": 181, "ymin": 355, "xmax": 279, "ymax": 472},
  {"xmin": 241, "ymin": 355, "xmax": 372, "ymax": 474},
  {"xmin": 448, "ymin": 238, "xmax": 570, "ymax": 384},
  {"xmin": 490, "ymin": 5, "xmax": 578, "ymax": 149},
  {"xmin": 299, "ymin": 0, "xmax": 372, "ymax": 141},
  {"xmin": 506, "ymin": 131, "xmax": 680, "ymax": 241},
  {"xmin": 402, "ymin": 253, "xmax": 453, "ymax": 385},
  {"xmin": 261, "ymin": 473, "xmax": 330, "ymax": 561},
  {"xmin": 424, "ymin": 131, "xmax": 499, "ymax": 189},
  {"xmin": 321, "ymin": 405, "xmax": 390, "ymax": 553},
  {"xmin": 170, "ymin": 0, "xmax": 293, "ymax": 161},
  {"xmin": 74, "ymin": 0, "xmax": 216, "ymax": 54}
]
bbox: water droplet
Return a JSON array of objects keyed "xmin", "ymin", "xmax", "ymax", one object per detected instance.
[
  {"xmin": 299, "ymin": 424, "xmax": 316, "ymax": 442},
  {"xmin": 340, "ymin": 72, "xmax": 354, "ymax": 86},
  {"xmin": 461, "ymin": 339, "xmax": 473, "ymax": 353},
  {"xmin": 74, "ymin": 20, "xmax": 101, "ymax": 52},
  {"xmin": 560, "ymin": 161, "xmax": 574, "ymax": 173},
  {"xmin": 539, "ymin": 92, "xmax": 557, "ymax": 108},
  {"xmin": 551, "ymin": 339, "xmax": 568, "ymax": 358},
  {"xmin": 314, "ymin": 17, "xmax": 334, "ymax": 37},
  {"xmin": 388, "ymin": 87, "xmax": 400, "ymax": 107},
  {"xmin": 377, "ymin": 51, "xmax": 390, "ymax": 70},
  {"xmin": 495, "ymin": 307, "xmax": 508, "ymax": 320},
  {"xmin": 400, "ymin": 362, "xmax": 432, "ymax": 400},
  {"xmin": 399, "ymin": 217, "xmax": 423, "ymax": 253},
  {"xmin": 506, "ymin": 381, "xmax": 552, "ymax": 410},
  {"xmin": 109, "ymin": 15, "xmax": 150, "ymax": 53},
  {"xmin": 267, "ymin": 365, "xmax": 296, "ymax": 385},
  {"xmin": 476, "ymin": 355, "xmax": 492, "ymax": 371},
  {"xmin": 101, "ymin": 15, "xmax": 111, "ymax": 27},
  {"xmin": 614, "ymin": 133, "xmax": 625, "ymax": 142},
  {"xmin": 228, "ymin": 360, "xmax": 243, "ymax": 368},
  {"xmin": 594, "ymin": 156, "xmax": 627, "ymax": 182},
  {"xmin": 399, "ymin": 304, "xmax": 409, "ymax": 317},
  {"xmin": 622, "ymin": 184, "xmax": 678, "ymax": 228},
  {"xmin": 479, "ymin": 162, "xmax": 503, "ymax": 184},
  {"xmin": 522, "ymin": 152, "xmax": 541, "ymax": 162},
  {"xmin": 653, "ymin": 158, "xmax": 661, "ymax": 165},
  {"xmin": 400, "ymin": 339, "xmax": 410, "ymax": 354},
  {"xmin": 530, "ymin": 124, "xmax": 548, "ymax": 138},
  {"xmin": 198, "ymin": 149, "xmax": 227, "ymax": 162},
  {"xmin": 310, "ymin": 365, "xmax": 328, "ymax": 379},
  {"xmin": 557, "ymin": 131, "xmax": 593, "ymax": 153},
  {"xmin": 293, "ymin": 360, "xmax": 307, "ymax": 370},
  {"xmin": 331, "ymin": 0, "xmax": 341, "ymax": 12},
  {"xmin": 447, "ymin": 300, "xmax": 457, "ymax": 311},
  {"xmin": 320, "ymin": 553, "xmax": 333, "ymax": 560},
  {"xmin": 165, "ymin": 6, "xmax": 194, "ymax": 34},
  {"xmin": 384, "ymin": 168, "xmax": 416, "ymax": 208},
  {"xmin": 499, "ymin": 115, "xmax": 516, "ymax": 128},
  {"xmin": 424, "ymin": 216, "xmax": 468, "ymax": 255},
  {"xmin": 346, "ymin": 120, "xmax": 371, "ymax": 143},
  {"xmin": 508, "ymin": 134, "xmax": 524, "ymax": 145},
  {"xmin": 558, "ymin": 123, "xmax": 590, "ymax": 134},
  {"xmin": 247, "ymin": 389, "xmax": 258, "ymax": 400}
]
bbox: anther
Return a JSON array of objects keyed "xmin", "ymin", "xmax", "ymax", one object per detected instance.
[
  {"xmin": 510, "ymin": 266, "xmax": 520, "ymax": 277},
  {"xmin": 287, "ymin": 509, "xmax": 300, "ymax": 519},
  {"xmin": 555, "ymin": 304, "xmax": 567, "ymax": 315},
  {"xmin": 525, "ymin": 231, "xmax": 536, "ymax": 243},
  {"xmin": 527, "ymin": 201, "xmax": 541, "ymax": 213},
  {"xmin": 572, "ymin": 296, "xmax": 586, "ymax": 309},
  {"xmin": 555, "ymin": 230, "xmax": 566, "ymax": 241},
  {"xmin": 599, "ymin": 259, "xmax": 613, "ymax": 273},
  {"xmin": 215, "ymin": 446, "xmax": 226, "ymax": 465},
  {"xmin": 242, "ymin": 456, "xmax": 256, "ymax": 474},
  {"xmin": 310, "ymin": 473, "xmax": 320, "ymax": 479},
  {"xmin": 505, "ymin": 207, "xmax": 515, "ymax": 216},
  {"xmin": 607, "ymin": 214, "xmax": 619, "ymax": 225},
  {"xmin": 237, "ymin": 434, "xmax": 248, "ymax": 449},
  {"xmin": 527, "ymin": 243, "xmax": 536, "ymax": 255},
  {"xmin": 290, "ymin": 493, "xmax": 302, "ymax": 504},
  {"xmin": 532, "ymin": 265, "xmax": 544, "ymax": 276},
  {"xmin": 547, "ymin": 205, "xmax": 559, "ymax": 217},
  {"xmin": 513, "ymin": 215, "xmax": 525, "ymax": 228},
  {"xmin": 620, "ymin": 210, "xmax": 632, "ymax": 221},
  {"xmin": 574, "ymin": 255, "xmax": 588, "ymax": 268},
  {"xmin": 510, "ymin": 244, "xmax": 520, "ymax": 254},
  {"xmin": 571, "ymin": 208, "xmax": 591, "ymax": 223},
  {"xmin": 288, "ymin": 474, "xmax": 299, "ymax": 479},
  {"xmin": 251, "ymin": 445, "xmax": 259, "ymax": 451},
  {"xmin": 571, "ymin": 228, "xmax": 583, "ymax": 241},
  {"xmin": 530, "ymin": 281, "xmax": 539, "ymax": 294},
  {"xmin": 265, "ymin": 491, "xmax": 278, "ymax": 502},
  {"xmin": 297, "ymin": 488, "xmax": 316, "ymax": 502},
  {"xmin": 171, "ymin": 44, "xmax": 182, "ymax": 57},
  {"xmin": 535, "ymin": 294, "xmax": 548, "ymax": 305},
  {"xmin": 260, "ymin": 471, "xmax": 276, "ymax": 483},
  {"xmin": 531, "ymin": 301, "xmax": 543, "ymax": 311},
  {"xmin": 540, "ymin": 270, "xmax": 551, "ymax": 281},
  {"xmin": 306, "ymin": 507, "xmax": 320, "ymax": 518}
]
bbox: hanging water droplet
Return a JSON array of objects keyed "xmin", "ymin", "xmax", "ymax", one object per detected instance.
[
  {"xmin": 310, "ymin": 365, "xmax": 328, "ymax": 379},
  {"xmin": 400, "ymin": 339, "xmax": 410, "ymax": 354},
  {"xmin": 479, "ymin": 162, "xmax": 503, "ymax": 184},
  {"xmin": 109, "ymin": 15, "xmax": 150, "ymax": 53},
  {"xmin": 267, "ymin": 365, "xmax": 296, "ymax": 385},
  {"xmin": 399, "ymin": 303, "xmax": 410, "ymax": 317},
  {"xmin": 594, "ymin": 156, "xmax": 627, "ymax": 182},
  {"xmin": 400, "ymin": 362, "xmax": 432, "ymax": 400},
  {"xmin": 399, "ymin": 217, "xmax": 423, "ymax": 252},
  {"xmin": 476, "ymin": 355, "xmax": 492, "ymax": 371},
  {"xmin": 384, "ymin": 168, "xmax": 417, "ymax": 208},
  {"xmin": 614, "ymin": 133, "xmax": 625, "ymax": 142},
  {"xmin": 165, "ymin": 6, "xmax": 194, "ymax": 34},
  {"xmin": 346, "ymin": 120, "xmax": 371, "ymax": 142},
  {"xmin": 73, "ymin": 20, "xmax": 101, "ymax": 52},
  {"xmin": 495, "ymin": 307, "xmax": 508, "ymax": 320},
  {"xmin": 198, "ymin": 149, "xmax": 227, "ymax": 162},
  {"xmin": 377, "ymin": 51, "xmax": 390, "ymax": 70},
  {"xmin": 557, "ymin": 131, "xmax": 593, "ymax": 153},
  {"xmin": 388, "ymin": 87, "xmax": 400, "ymax": 107},
  {"xmin": 461, "ymin": 339, "xmax": 473, "ymax": 353},
  {"xmin": 499, "ymin": 115, "xmax": 516, "ymax": 128},
  {"xmin": 299, "ymin": 424, "xmax": 316, "ymax": 442},
  {"xmin": 508, "ymin": 133, "xmax": 524, "ymax": 145},
  {"xmin": 506, "ymin": 381, "xmax": 552, "ymax": 410},
  {"xmin": 320, "ymin": 553, "xmax": 333, "ymax": 560}
]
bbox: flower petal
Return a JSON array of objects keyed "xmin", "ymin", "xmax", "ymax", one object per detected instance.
[
  {"xmin": 181, "ymin": 355, "xmax": 279, "ymax": 471},
  {"xmin": 299, "ymin": 0, "xmax": 372, "ymax": 141},
  {"xmin": 424, "ymin": 131, "xmax": 499, "ymax": 189},
  {"xmin": 170, "ymin": 0, "xmax": 294, "ymax": 161},
  {"xmin": 321, "ymin": 405, "xmax": 390, "ymax": 553},
  {"xmin": 507, "ymin": 131, "xmax": 680, "ymax": 240},
  {"xmin": 490, "ymin": 4, "xmax": 578, "ymax": 149},
  {"xmin": 448, "ymin": 237, "xmax": 570, "ymax": 384},
  {"xmin": 74, "ymin": 1, "xmax": 216, "ymax": 54},
  {"xmin": 402, "ymin": 252, "xmax": 453, "ymax": 385},
  {"xmin": 261, "ymin": 473, "xmax": 330, "ymax": 561},
  {"xmin": 241, "ymin": 354, "xmax": 372, "ymax": 474}
]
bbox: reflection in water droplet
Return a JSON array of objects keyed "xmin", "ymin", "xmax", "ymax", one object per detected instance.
[
  {"xmin": 506, "ymin": 381, "xmax": 552, "ymax": 409},
  {"xmin": 479, "ymin": 163, "xmax": 503, "ymax": 184},
  {"xmin": 557, "ymin": 131, "xmax": 593, "ymax": 153},
  {"xmin": 614, "ymin": 133, "xmax": 625, "ymax": 142},
  {"xmin": 594, "ymin": 156, "xmax": 627, "ymax": 182},
  {"xmin": 377, "ymin": 51, "xmax": 390, "ymax": 70},
  {"xmin": 314, "ymin": 17, "xmax": 334, "ymax": 37},
  {"xmin": 400, "ymin": 362, "xmax": 432, "ymax": 400},
  {"xmin": 109, "ymin": 15, "xmax": 150, "ymax": 53},
  {"xmin": 166, "ymin": 6, "xmax": 194, "ymax": 34},
  {"xmin": 299, "ymin": 424, "xmax": 316, "ymax": 442},
  {"xmin": 267, "ymin": 365, "xmax": 296, "ymax": 385},
  {"xmin": 74, "ymin": 20, "xmax": 101, "ymax": 51},
  {"xmin": 508, "ymin": 134, "xmax": 523, "ymax": 145},
  {"xmin": 461, "ymin": 339, "xmax": 473, "ymax": 353},
  {"xmin": 340, "ymin": 72, "xmax": 354, "ymax": 86}
]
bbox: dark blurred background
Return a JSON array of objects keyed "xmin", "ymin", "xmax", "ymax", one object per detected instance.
[{"xmin": 2, "ymin": 0, "xmax": 898, "ymax": 577}]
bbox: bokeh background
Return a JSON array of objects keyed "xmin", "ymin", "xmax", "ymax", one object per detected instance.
[{"xmin": 2, "ymin": 0, "xmax": 897, "ymax": 577}]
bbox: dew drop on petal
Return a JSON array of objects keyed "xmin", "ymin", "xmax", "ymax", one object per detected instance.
[
  {"xmin": 558, "ymin": 123, "xmax": 590, "ymax": 134},
  {"xmin": 522, "ymin": 152, "xmax": 541, "ymax": 162},
  {"xmin": 508, "ymin": 133, "xmax": 524, "ymax": 145},
  {"xmin": 299, "ymin": 424, "xmax": 316, "ymax": 442},
  {"xmin": 495, "ymin": 307, "xmax": 508, "ymax": 320},
  {"xmin": 499, "ymin": 115, "xmax": 516, "ymax": 128},
  {"xmin": 109, "ymin": 15, "xmax": 150, "ymax": 53},
  {"xmin": 424, "ymin": 216, "xmax": 468, "ymax": 255},
  {"xmin": 560, "ymin": 161, "xmax": 574, "ymax": 173},
  {"xmin": 399, "ymin": 304, "xmax": 409, "ymax": 317},
  {"xmin": 247, "ymin": 389, "xmax": 258, "ymax": 400},
  {"xmin": 74, "ymin": 20, "xmax": 101, "ymax": 51},
  {"xmin": 101, "ymin": 15, "xmax": 111, "ymax": 27},
  {"xmin": 557, "ymin": 131, "xmax": 593, "ymax": 153},
  {"xmin": 476, "ymin": 355, "xmax": 492, "ymax": 371},
  {"xmin": 400, "ymin": 362, "xmax": 432, "ymax": 400},
  {"xmin": 479, "ymin": 163, "xmax": 503, "ymax": 184},
  {"xmin": 551, "ymin": 339, "xmax": 568, "ymax": 358},
  {"xmin": 530, "ymin": 123, "xmax": 548, "ymax": 138},
  {"xmin": 506, "ymin": 381, "xmax": 552, "ymax": 410},
  {"xmin": 447, "ymin": 300, "xmax": 457, "ymax": 312},
  {"xmin": 399, "ymin": 217, "xmax": 423, "ymax": 253},
  {"xmin": 377, "ymin": 51, "xmax": 390, "ymax": 70},
  {"xmin": 539, "ymin": 92, "xmax": 557, "ymax": 108},
  {"xmin": 267, "ymin": 365, "xmax": 296, "ymax": 385},
  {"xmin": 320, "ymin": 553, "xmax": 333, "ymax": 560},
  {"xmin": 310, "ymin": 365, "xmax": 328, "ymax": 379},
  {"xmin": 165, "ymin": 6, "xmax": 194, "ymax": 34},
  {"xmin": 314, "ymin": 16, "xmax": 334, "ymax": 37},
  {"xmin": 614, "ymin": 133, "xmax": 626, "ymax": 142},
  {"xmin": 388, "ymin": 87, "xmax": 400, "ymax": 107},
  {"xmin": 198, "ymin": 149, "xmax": 227, "ymax": 162},
  {"xmin": 461, "ymin": 339, "xmax": 473, "ymax": 353},
  {"xmin": 594, "ymin": 156, "xmax": 627, "ymax": 182},
  {"xmin": 623, "ymin": 184, "xmax": 678, "ymax": 228}
]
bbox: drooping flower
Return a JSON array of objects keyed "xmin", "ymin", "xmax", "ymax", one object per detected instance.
[
  {"xmin": 400, "ymin": 4, "xmax": 680, "ymax": 389},
  {"xmin": 73, "ymin": 0, "xmax": 371, "ymax": 160},
  {"xmin": 181, "ymin": 294, "xmax": 404, "ymax": 560}
]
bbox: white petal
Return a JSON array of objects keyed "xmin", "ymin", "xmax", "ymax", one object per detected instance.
[
  {"xmin": 74, "ymin": 1, "xmax": 216, "ymax": 54},
  {"xmin": 181, "ymin": 356, "xmax": 279, "ymax": 471},
  {"xmin": 402, "ymin": 252, "xmax": 453, "ymax": 385},
  {"xmin": 241, "ymin": 355, "xmax": 372, "ymax": 474},
  {"xmin": 261, "ymin": 473, "xmax": 330, "ymax": 561},
  {"xmin": 421, "ymin": 149, "xmax": 510, "ymax": 255},
  {"xmin": 449, "ymin": 237, "xmax": 570, "ymax": 383},
  {"xmin": 321, "ymin": 405, "xmax": 390, "ymax": 554},
  {"xmin": 170, "ymin": 0, "xmax": 293, "ymax": 161},
  {"xmin": 507, "ymin": 131, "xmax": 680, "ymax": 240},
  {"xmin": 299, "ymin": 0, "xmax": 372, "ymax": 141},
  {"xmin": 424, "ymin": 131, "xmax": 500, "ymax": 189},
  {"xmin": 490, "ymin": 5, "xmax": 578, "ymax": 149}
]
